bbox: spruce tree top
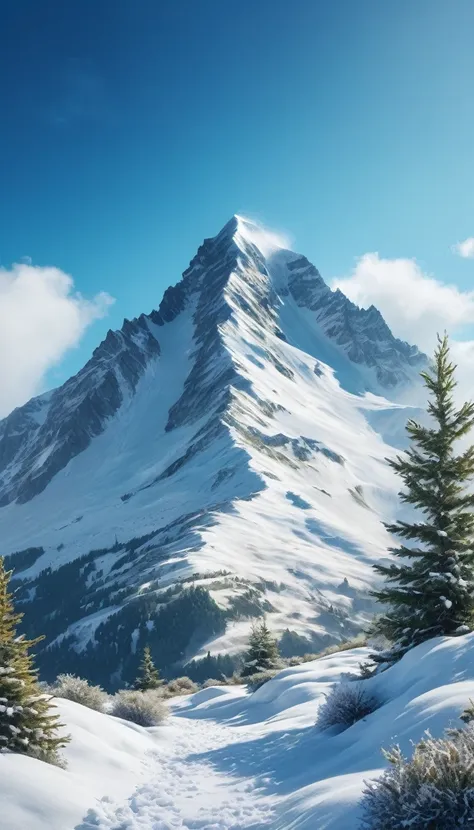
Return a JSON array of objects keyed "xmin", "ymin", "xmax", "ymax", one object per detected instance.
[
  {"xmin": 134, "ymin": 646, "xmax": 161, "ymax": 691},
  {"xmin": 373, "ymin": 334, "xmax": 474, "ymax": 662}
]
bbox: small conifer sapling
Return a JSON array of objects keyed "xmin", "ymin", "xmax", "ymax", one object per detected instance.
[
  {"xmin": 242, "ymin": 619, "xmax": 280, "ymax": 677},
  {"xmin": 134, "ymin": 646, "xmax": 162, "ymax": 691}
]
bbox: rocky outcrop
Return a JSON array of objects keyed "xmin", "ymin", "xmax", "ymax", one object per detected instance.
[
  {"xmin": 284, "ymin": 254, "xmax": 425, "ymax": 386},
  {"xmin": 0, "ymin": 314, "xmax": 161, "ymax": 505}
]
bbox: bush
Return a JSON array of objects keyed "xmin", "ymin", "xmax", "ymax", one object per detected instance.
[
  {"xmin": 28, "ymin": 746, "xmax": 67, "ymax": 768},
  {"xmin": 164, "ymin": 676, "xmax": 199, "ymax": 696},
  {"xmin": 317, "ymin": 635, "xmax": 367, "ymax": 658},
  {"xmin": 279, "ymin": 653, "xmax": 320, "ymax": 668},
  {"xmin": 358, "ymin": 660, "xmax": 377, "ymax": 679},
  {"xmin": 285, "ymin": 656, "xmax": 306, "ymax": 667},
  {"xmin": 202, "ymin": 678, "xmax": 226, "ymax": 688},
  {"xmin": 246, "ymin": 669, "xmax": 279, "ymax": 692},
  {"xmin": 50, "ymin": 674, "xmax": 109, "ymax": 712},
  {"xmin": 110, "ymin": 690, "xmax": 167, "ymax": 726},
  {"xmin": 361, "ymin": 726, "xmax": 474, "ymax": 829},
  {"xmin": 316, "ymin": 681, "xmax": 378, "ymax": 730},
  {"xmin": 222, "ymin": 673, "xmax": 247, "ymax": 686}
]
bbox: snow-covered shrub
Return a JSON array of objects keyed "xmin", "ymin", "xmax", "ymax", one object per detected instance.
[
  {"xmin": 282, "ymin": 653, "xmax": 320, "ymax": 667},
  {"xmin": 165, "ymin": 676, "xmax": 199, "ymax": 696},
  {"xmin": 361, "ymin": 726, "xmax": 474, "ymax": 829},
  {"xmin": 202, "ymin": 678, "xmax": 226, "ymax": 688},
  {"xmin": 286, "ymin": 656, "xmax": 305, "ymax": 667},
  {"xmin": 28, "ymin": 746, "xmax": 67, "ymax": 768},
  {"xmin": 317, "ymin": 635, "xmax": 368, "ymax": 658},
  {"xmin": 216, "ymin": 673, "xmax": 246, "ymax": 686},
  {"xmin": 358, "ymin": 660, "xmax": 377, "ymax": 679},
  {"xmin": 50, "ymin": 674, "xmax": 109, "ymax": 712},
  {"xmin": 316, "ymin": 681, "xmax": 378, "ymax": 730},
  {"xmin": 246, "ymin": 669, "xmax": 278, "ymax": 692},
  {"xmin": 110, "ymin": 690, "xmax": 167, "ymax": 726}
]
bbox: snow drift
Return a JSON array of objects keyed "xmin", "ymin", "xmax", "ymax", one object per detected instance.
[{"xmin": 3, "ymin": 631, "xmax": 474, "ymax": 830}]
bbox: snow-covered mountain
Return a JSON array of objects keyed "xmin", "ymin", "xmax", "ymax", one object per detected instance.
[{"xmin": 0, "ymin": 216, "xmax": 426, "ymax": 687}]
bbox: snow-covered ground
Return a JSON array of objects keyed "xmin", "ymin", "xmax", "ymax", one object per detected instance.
[{"xmin": 4, "ymin": 632, "xmax": 474, "ymax": 830}]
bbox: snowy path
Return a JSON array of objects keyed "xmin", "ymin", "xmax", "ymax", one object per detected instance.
[
  {"xmin": 76, "ymin": 716, "xmax": 274, "ymax": 830},
  {"xmin": 6, "ymin": 640, "xmax": 474, "ymax": 830}
]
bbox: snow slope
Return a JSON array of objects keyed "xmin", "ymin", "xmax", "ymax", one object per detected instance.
[
  {"xmin": 0, "ymin": 215, "xmax": 425, "ymax": 683},
  {"xmin": 1, "ymin": 698, "xmax": 159, "ymax": 830},
  {"xmin": 3, "ymin": 632, "xmax": 474, "ymax": 830}
]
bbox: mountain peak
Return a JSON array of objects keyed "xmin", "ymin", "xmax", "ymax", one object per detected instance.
[
  {"xmin": 0, "ymin": 215, "xmax": 428, "ymax": 687},
  {"xmin": 234, "ymin": 214, "xmax": 290, "ymax": 258},
  {"xmin": 0, "ymin": 215, "xmax": 426, "ymax": 508}
]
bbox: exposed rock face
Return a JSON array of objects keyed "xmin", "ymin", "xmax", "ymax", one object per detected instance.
[
  {"xmin": 0, "ymin": 314, "xmax": 161, "ymax": 505},
  {"xmin": 284, "ymin": 255, "xmax": 425, "ymax": 387}
]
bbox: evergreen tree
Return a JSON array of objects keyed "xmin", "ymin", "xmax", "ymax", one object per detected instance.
[
  {"xmin": 242, "ymin": 619, "xmax": 280, "ymax": 676},
  {"xmin": 134, "ymin": 646, "xmax": 162, "ymax": 691},
  {"xmin": 0, "ymin": 557, "xmax": 69, "ymax": 761},
  {"xmin": 372, "ymin": 334, "xmax": 474, "ymax": 662}
]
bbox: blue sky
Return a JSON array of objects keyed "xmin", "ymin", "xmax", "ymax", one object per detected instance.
[{"xmin": 1, "ymin": 0, "xmax": 474, "ymax": 412}]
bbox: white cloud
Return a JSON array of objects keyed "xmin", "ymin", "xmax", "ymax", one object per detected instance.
[
  {"xmin": 332, "ymin": 252, "xmax": 474, "ymax": 354},
  {"xmin": 333, "ymin": 253, "xmax": 474, "ymax": 404},
  {"xmin": 0, "ymin": 263, "xmax": 114, "ymax": 417},
  {"xmin": 452, "ymin": 237, "xmax": 474, "ymax": 259}
]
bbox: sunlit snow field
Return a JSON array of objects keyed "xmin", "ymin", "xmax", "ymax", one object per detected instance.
[{"xmin": 3, "ymin": 632, "xmax": 474, "ymax": 830}]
